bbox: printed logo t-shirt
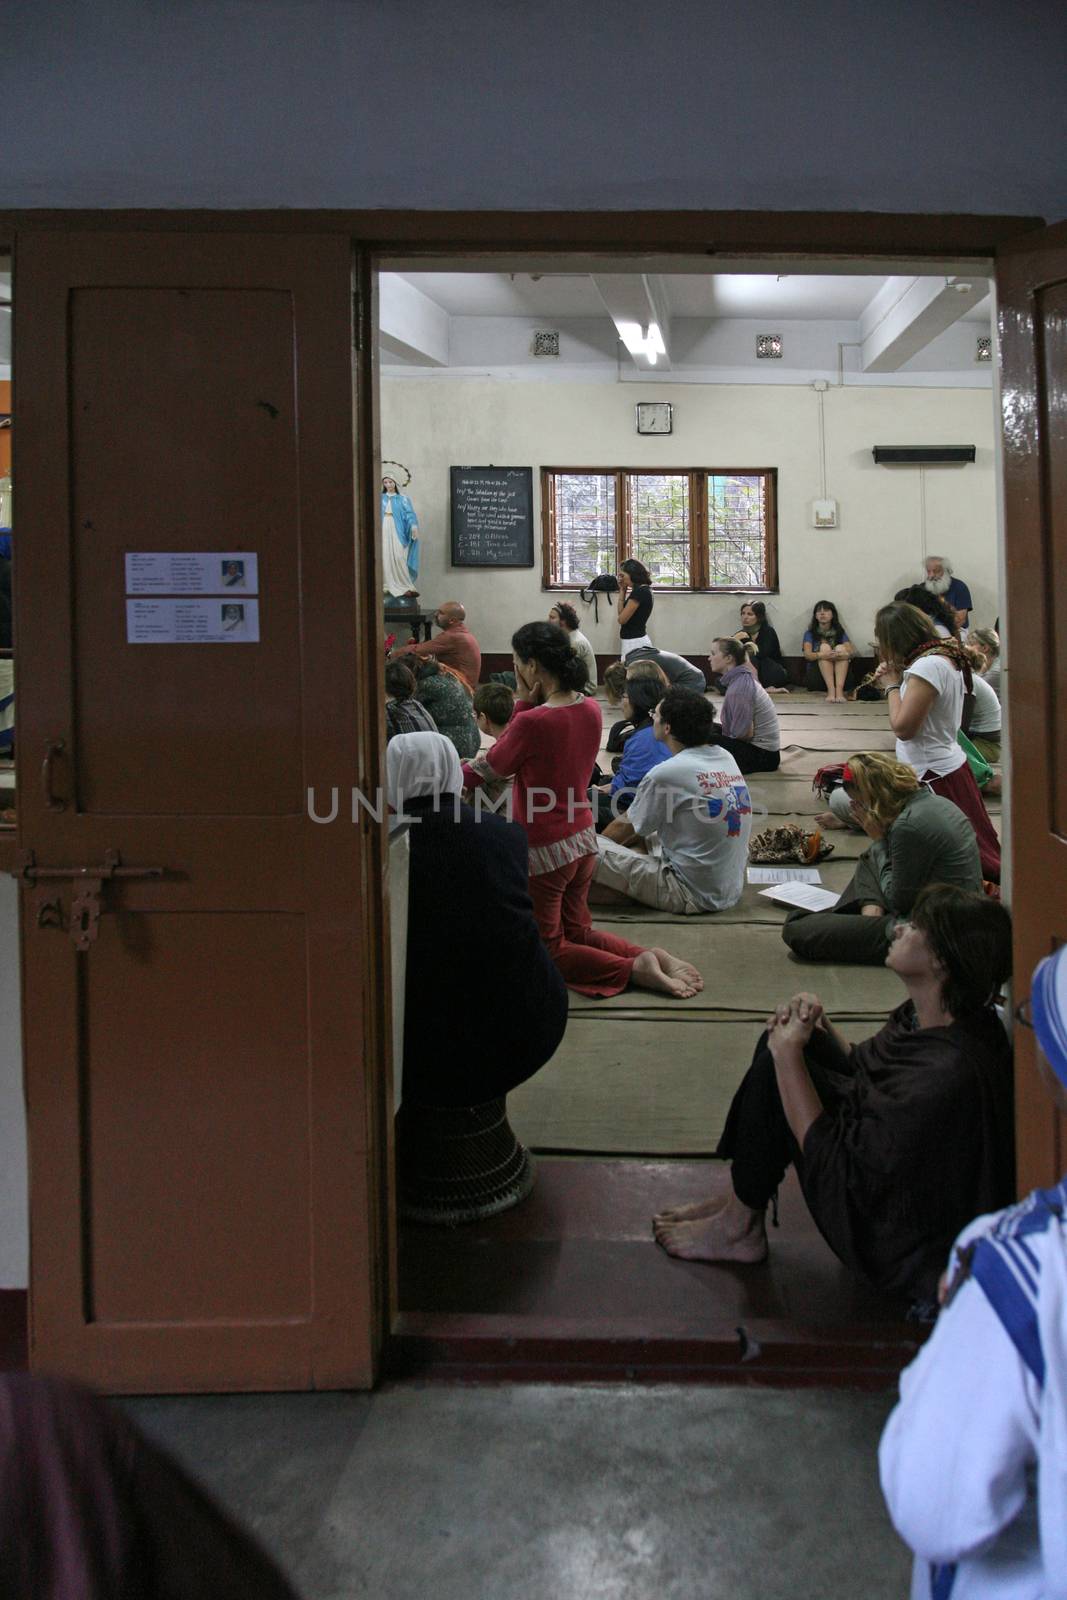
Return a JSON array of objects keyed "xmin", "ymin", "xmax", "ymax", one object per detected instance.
[{"xmin": 627, "ymin": 743, "xmax": 752, "ymax": 910}]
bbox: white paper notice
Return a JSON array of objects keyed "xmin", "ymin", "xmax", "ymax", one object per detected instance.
[
  {"xmin": 758, "ymin": 883, "xmax": 841, "ymax": 912},
  {"xmin": 125, "ymin": 552, "xmax": 259, "ymax": 595},
  {"xmin": 126, "ymin": 599, "xmax": 261, "ymax": 644},
  {"xmin": 747, "ymin": 866, "xmax": 823, "ymax": 884}
]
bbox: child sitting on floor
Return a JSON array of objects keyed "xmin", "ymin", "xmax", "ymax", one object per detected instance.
[{"xmin": 470, "ymin": 681, "xmax": 515, "ymax": 810}]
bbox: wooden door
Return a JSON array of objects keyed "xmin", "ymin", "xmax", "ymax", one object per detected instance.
[
  {"xmin": 14, "ymin": 232, "xmax": 388, "ymax": 1390},
  {"xmin": 997, "ymin": 221, "xmax": 1067, "ymax": 1192}
]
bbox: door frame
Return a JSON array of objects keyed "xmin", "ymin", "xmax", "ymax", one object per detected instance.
[{"xmin": 0, "ymin": 205, "xmax": 1047, "ymax": 1366}]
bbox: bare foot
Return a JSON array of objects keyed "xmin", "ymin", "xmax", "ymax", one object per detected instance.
[
  {"xmin": 653, "ymin": 1192, "xmax": 729, "ymax": 1225},
  {"xmin": 650, "ymin": 947, "xmax": 704, "ymax": 992},
  {"xmin": 654, "ymin": 1201, "xmax": 768, "ymax": 1264},
  {"xmin": 630, "ymin": 949, "xmax": 699, "ymax": 999},
  {"xmin": 814, "ymin": 809, "xmax": 848, "ymax": 831}
]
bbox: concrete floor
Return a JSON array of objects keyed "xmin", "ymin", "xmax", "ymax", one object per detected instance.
[{"xmin": 125, "ymin": 1383, "xmax": 912, "ymax": 1599}]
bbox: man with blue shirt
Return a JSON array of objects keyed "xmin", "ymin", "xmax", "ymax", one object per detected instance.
[{"xmin": 924, "ymin": 555, "xmax": 973, "ymax": 630}]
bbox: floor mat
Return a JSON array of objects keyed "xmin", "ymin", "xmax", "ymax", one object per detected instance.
[
  {"xmin": 571, "ymin": 921, "xmax": 901, "ymax": 1015},
  {"xmin": 509, "ymin": 1017, "xmax": 875, "ymax": 1153}
]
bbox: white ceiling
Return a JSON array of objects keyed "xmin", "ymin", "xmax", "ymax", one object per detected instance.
[{"xmin": 397, "ymin": 270, "xmax": 991, "ymax": 324}]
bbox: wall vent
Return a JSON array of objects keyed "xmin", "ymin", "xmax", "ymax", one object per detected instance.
[{"xmin": 872, "ymin": 446, "xmax": 976, "ymax": 466}]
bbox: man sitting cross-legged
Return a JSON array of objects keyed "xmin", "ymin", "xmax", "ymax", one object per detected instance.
[{"xmin": 589, "ymin": 687, "xmax": 753, "ymax": 915}]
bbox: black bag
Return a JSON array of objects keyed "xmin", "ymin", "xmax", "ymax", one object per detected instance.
[{"xmin": 580, "ymin": 573, "xmax": 619, "ymax": 624}]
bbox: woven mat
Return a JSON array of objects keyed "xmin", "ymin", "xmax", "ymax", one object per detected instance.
[
  {"xmin": 572, "ymin": 921, "xmax": 900, "ymax": 1016},
  {"xmin": 510, "ymin": 1015, "xmax": 875, "ymax": 1154}
]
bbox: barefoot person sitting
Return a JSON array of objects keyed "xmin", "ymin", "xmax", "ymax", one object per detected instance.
[
  {"xmin": 462, "ymin": 621, "xmax": 702, "ymax": 1000},
  {"xmin": 591, "ymin": 688, "xmax": 753, "ymax": 915},
  {"xmin": 654, "ymin": 886, "xmax": 1014, "ymax": 1306},
  {"xmin": 802, "ymin": 599, "xmax": 855, "ymax": 700}
]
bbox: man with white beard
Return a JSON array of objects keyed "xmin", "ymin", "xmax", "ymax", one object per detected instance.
[{"xmin": 924, "ymin": 555, "xmax": 972, "ymax": 631}]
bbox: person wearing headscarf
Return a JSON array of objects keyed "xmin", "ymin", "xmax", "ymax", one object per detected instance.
[
  {"xmin": 0, "ymin": 1372, "xmax": 301, "ymax": 1599},
  {"xmin": 880, "ymin": 942, "xmax": 1067, "ymax": 1600},
  {"xmin": 386, "ymin": 732, "xmax": 568, "ymax": 1106}
]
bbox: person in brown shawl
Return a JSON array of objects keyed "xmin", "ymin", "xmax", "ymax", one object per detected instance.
[
  {"xmin": 0, "ymin": 1372, "xmax": 301, "ymax": 1599},
  {"xmin": 654, "ymin": 885, "xmax": 1014, "ymax": 1306}
]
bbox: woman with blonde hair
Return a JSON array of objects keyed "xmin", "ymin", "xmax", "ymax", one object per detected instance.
[
  {"xmin": 873, "ymin": 600, "xmax": 1000, "ymax": 881},
  {"xmin": 782, "ymin": 751, "xmax": 982, "ymax": 964}
]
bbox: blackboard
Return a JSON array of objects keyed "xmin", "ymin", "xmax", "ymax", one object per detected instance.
[{"xmin": 450, "ymin": 467, "xmax": 534, "ymax": 568}]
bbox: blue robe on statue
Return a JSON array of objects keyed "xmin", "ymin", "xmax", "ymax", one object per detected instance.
[{"xmin": 383, "ymin": 492, "xmax": 420, "ymax": 586}]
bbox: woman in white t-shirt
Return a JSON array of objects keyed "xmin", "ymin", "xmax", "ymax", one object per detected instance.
[{"xmin": 873, "ymin": 601, "xmax": 1000, "ymax": 881}]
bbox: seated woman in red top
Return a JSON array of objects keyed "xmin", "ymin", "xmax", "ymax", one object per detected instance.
[{"xmin": 463, "ymin": 621, "xmax": 703, "ymax": 1000}]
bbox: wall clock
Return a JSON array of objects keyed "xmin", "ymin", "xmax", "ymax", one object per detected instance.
[{"xmin": 635, "ymin": 402, "xmax": 673, "ymax": 435}]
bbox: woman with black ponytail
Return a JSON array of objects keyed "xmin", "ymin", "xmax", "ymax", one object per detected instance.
[{"xmin": 462, "ymin": 621, "xmax": 702, "ymax": 1000}]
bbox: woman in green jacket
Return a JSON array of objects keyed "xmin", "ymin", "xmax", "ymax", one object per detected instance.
[
  {"xmin": 413, "ymin": 659, "xmax": 481, "ymax": 759},
  {"xmin": 782, "ymin": 752, "xmax": 983, "ymax": 965}
]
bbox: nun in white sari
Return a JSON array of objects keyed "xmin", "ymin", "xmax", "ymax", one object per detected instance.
[{"xmin": 879, "ymin": 944, "xmax": 1067, "ymax": 1600}]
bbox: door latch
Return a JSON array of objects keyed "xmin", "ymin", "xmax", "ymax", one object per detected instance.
[{"xmin": 15, "ymin": 849, "xmax": 165, "ymax": 952}]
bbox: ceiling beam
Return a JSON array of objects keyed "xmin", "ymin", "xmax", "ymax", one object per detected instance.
[
  {"xmin": 859, "ymin": 275, "xmax": 988, "ymax": 372},
  {"xmin": 378, "ymin": 273, "xmax": 449, "ymax": 367},
  {"xmin": 592, "ymin": 273, "xmax": 672, "ymax": 369}
]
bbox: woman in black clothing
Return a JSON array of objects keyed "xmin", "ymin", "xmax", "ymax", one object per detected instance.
[
  {"xmin": 653, "ymin": 886, "xmax": 1014, "ymax": 1306},
  {"xmin": 617, "ymin": 558, "xmax": 654, "ymax": 658},
  {"xmin": 735, "ymin": 599, "xmax": 790, "ymax": 691},
  {"xmin": 388, "ymin": 731, "xmax": 568, "ymax": 1108}
]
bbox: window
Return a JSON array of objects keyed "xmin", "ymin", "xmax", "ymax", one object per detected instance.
[{"xmin": 542, "ymin": 468, "xmax": 776, "ymax": 591}]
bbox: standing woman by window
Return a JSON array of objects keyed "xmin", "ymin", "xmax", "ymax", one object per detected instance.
[
  {"xmin": 736, "ymin": 600, "xmax": 790, "ymax": 691},
  {"xmin": 873, "ymin": 601, "xmax": 1001, "ymax": 882},
  {"xmin": 617, "ymin": 559, "xmax": 654, "ymax": 659},
  {"xmin": 802, "ymin": 600, "xmax": 856, "ymax": 701}
]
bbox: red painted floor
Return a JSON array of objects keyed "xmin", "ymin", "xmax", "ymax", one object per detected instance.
[{"xmin": 394, "ymin": 1157, "xmax": 924, "ymax": 1385}]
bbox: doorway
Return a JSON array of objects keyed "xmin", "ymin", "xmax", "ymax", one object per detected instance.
[{"xmin": 379, "ymin": 250, "xmax": 1005, "ymax": 1380}]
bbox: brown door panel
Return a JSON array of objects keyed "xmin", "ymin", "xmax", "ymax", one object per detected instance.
[
  {"xmin": 997, "ymin": 232, "xmax": 1067, "ymax": 1190},
  {"xmin": 15, "ymin": 231, "xmax": 382, "ymax": 1390}
]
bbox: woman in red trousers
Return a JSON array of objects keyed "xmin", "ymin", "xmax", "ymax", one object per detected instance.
[{"xmin": 463, "ymin": 621, "xmax": 702, "ymax": 999}]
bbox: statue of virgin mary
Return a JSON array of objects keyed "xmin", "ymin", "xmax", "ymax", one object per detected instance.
[{"xmin": 381, "ymin": 476, "xmax": 420, "ymax": 599}]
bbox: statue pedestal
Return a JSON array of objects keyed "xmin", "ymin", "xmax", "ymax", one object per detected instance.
[{"xmin": 385, "ymin": 602, "xmax": 435, "ymax": 643}]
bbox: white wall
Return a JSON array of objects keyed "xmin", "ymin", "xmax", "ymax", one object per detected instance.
[
  {"xmin": 0, "ymin": 879, "xmax": 26, "ymax": 1286},
  {"xmin": 380, "ymin": 378, "xmax": 999, "ymax": 658},
  {"xmin": 1, "ymin": 0, "xmax": 1066, "ymax": 218}
]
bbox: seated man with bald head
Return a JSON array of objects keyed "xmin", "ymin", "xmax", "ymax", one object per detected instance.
[{"xmin": 393, "ymin": 600, "xmax": 482, "ymax": 693}]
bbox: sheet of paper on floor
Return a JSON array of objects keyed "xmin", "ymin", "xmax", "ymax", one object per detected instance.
[{"xmin": 759, "ymin": 882, "xmax": 841, "ymax": 912}]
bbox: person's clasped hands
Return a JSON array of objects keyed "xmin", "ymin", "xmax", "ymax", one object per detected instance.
[{"xmin": 765, "ymin": 991, "xmax": 826, "ymax": 1055}]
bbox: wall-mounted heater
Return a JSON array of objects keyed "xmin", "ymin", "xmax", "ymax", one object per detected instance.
[{"xmin": 872, "ymin": 446, "xmax": 976, "ymax": 465}]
